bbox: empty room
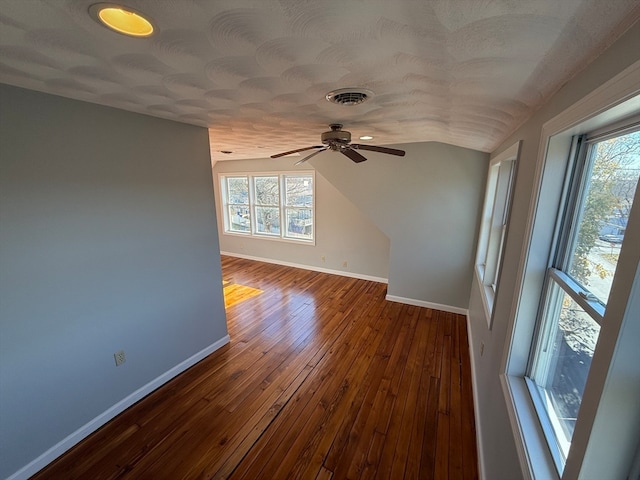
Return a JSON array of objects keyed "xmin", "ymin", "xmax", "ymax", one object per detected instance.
[{"xmin": 1, "ymin": 1, "xmax": 639, "ymax": 479}]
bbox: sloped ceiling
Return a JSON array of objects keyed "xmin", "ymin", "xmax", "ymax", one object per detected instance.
[{"xmin": 1, "ymin": 0, "xmax": 639, "ymax": 161}]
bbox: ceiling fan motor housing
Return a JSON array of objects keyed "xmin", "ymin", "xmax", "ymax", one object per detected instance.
[
  {"xmin": 271, "ymin": 123, "xmax": 404, "ymax": 164},
  {"xmin": 321, "ymin": 124, "xmax": 351, "ymax": 147}
]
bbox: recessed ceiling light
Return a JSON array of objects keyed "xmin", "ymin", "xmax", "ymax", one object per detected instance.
[
  {"xmin": 359, "ymin": 135, "xmax": 374, "ymax": 140},
  {"xmin": 89, "ymin": 3, "xmax": 155, "ymax": 37}
]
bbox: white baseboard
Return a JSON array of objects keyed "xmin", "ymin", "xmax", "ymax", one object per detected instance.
[
  {"xmin": 385, "ymin": 294, "xmax": 469, "ymax": 316},
  {"xmin": 7, "ymin": 335, "xmax": 230, "ymax": 480},
  {"xmin": 220, "ymin": 251, "xmax": 388, "ymax": 284},
  {"xmin": 465, "ymin": 314, "xmax": 486, "ymax": 480}
]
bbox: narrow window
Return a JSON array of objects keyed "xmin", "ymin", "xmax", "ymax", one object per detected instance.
[
  {"xmin": 254, "ymin": 175, "xmax": 280, "ymax": 236},
  {"xmin": 284, "ymin": 175, "xmax": 314, "ymax": 241},
  {"xmin": 476, "ymin": 142, "xmax": 519, "ymax": 325},
  {"xmin": 225, "ymin": 176, "xmax": 250, "ymax": 233}
]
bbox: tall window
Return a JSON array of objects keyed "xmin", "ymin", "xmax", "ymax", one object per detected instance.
[
  {"xmin": 220, "ymin": 172, "xmax": 314, "ymax": 244},
  {"xmin": 284, "ymin": 175, "xmax": 314, "ymax": 240},
  {"xmin": 254, "ymin": 176, "xmax": 280, "ymax": 236},
  {"xmin": 527, "ymin": 128, "xmax": 640, "ymax": 471},
  {"xmin": 476, "ymin": 142, "xmax": 519, "ymax": 325},
  {"xmin": 225, "ymin": 176, "xmax": 250, "ymax": 233},
  {"xmin": 501, "ymin": 66, "xmax": 640, "ymax": 480}
]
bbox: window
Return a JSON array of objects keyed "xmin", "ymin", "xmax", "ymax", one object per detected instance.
[
  {"xmin": 500, "ymin": 63, "xmax": 640, "ymax": 480},
  {"xmin": 220, "ymin": 172, "xmax": 314, "ymax": 243},
  {"xmin": 527, "ymin": 128, "xmax": 640, "ymax": 472},
  {"xmin": 284, "ymin": 175, "xmax": 314, "ymax": 240},
  {"xmin": 476, "ymin": 141, "xmax": 519, "ymax": 326},
  {"xmin": 225, "ymin": 176, "xmax": 250, "ymax": 233},
  {"xmin": 254, "ymin": 176, "xmax": 281, "ymax": 236}
]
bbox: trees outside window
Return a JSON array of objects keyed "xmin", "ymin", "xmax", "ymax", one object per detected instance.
[
  {"xmin": 225, "ymin": 177, "xmax": 250, "ymax": 233},
  {"xmin": 569, "ymin": 131, "xmax": 640, "ymax": 298}
]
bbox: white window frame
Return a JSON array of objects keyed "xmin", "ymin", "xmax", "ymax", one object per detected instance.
[
  {"xmin": 252, "ymin": 175, "xmax": 281, "ymax": 237},
  {"xmin": 475, "ymin": 141, "xmax": 520, "ymax": 328},
  {"xmin": 223, "ymin": 176, "xmax": 251, "ymax": 234},
  {"xmin": 219, "ymin": 171, "xmax": 315, "ymax": 245},
  {"xmin": 282, "ymin": 175, "xmax": 315, "ymax": 241},
  {"xmin": 501, "ymin": 60, "xmax": 640, "ymax": 480}
]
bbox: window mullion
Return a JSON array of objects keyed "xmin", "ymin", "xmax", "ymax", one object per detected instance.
[
  {"xmin": 279, "ymin": 175, "xmax": 285, "ymax": 239},
  {"xmin": 249, "ymin": 175, "xmax": 257, "ymax": 234}
]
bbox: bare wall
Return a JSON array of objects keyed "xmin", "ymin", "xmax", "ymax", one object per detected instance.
[
  {"xmin": 311, "ymin": 142, "xmax": 488, "ymax": 310},
  {"xmin": 0, "ymin": 85, "xmax": 228, "ymax": 479}
]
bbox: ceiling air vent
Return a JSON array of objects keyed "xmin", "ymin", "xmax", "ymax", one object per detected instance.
[{"xmin": 326, "ymin": 88, "xmax": 374, "ymax": 106}]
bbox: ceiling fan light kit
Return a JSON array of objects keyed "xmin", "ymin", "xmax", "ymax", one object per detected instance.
[{"xmin": 272, "ymin": 124, "xmax": 405, "ymax": 165}]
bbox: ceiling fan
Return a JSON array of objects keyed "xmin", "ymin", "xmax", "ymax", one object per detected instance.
[{"xmin": 271, "ymin": 124, "xmax": 406, "ymax": 165}]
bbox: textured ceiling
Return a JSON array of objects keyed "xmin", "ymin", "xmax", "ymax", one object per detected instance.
[{"xmin": 1, "ymin": 1, "xmax": 639, "ymax": 161}]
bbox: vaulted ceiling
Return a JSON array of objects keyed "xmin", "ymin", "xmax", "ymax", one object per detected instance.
[{"xmin": 1, "ymin": 0, "xmax": 639, "ymax": 161}]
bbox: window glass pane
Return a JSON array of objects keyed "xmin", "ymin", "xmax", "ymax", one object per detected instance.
[
  {"xmin": 531, "ymin": 279, "xmax": 601, "ymax": 460},
  {"xmin": 286, "ymin": 176, "xmax": 313, "ymax": 207},
  {"xmin": 254, "ymin": 176, "xmax": 279, "ymax": 205},
  {"xmin": 226, "ymin": 177, "xmax": 248, "ymax": 204},
  {"xmin": 255, "ymin": 206, "xmax": 280, "ymax": 235},
  {"xmin": 482, "ymin": 160, "xmax": 514, "ymax": 289},
  {"xmin": 567, "ymin": 131, "xmax": 640, "ymax": 304},
  {"xmin": 228, "ymin": 205, "xmax": 250, "ymax": 232},
  {"xmin": 286, "ymin": 208, "xmax": 313, "ymax": 240}
]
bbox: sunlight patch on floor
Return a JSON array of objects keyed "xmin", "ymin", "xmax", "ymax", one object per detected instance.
[{"xmin": 223, "ymin": 282, "xmax": 263, "ymax": 308}]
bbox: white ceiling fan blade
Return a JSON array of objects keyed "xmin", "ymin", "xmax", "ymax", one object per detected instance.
[
  {"xmin": 271, "ymin": 145, "xmax": 324, "ymax": 158},
  {"xmin": 295, "ymin": 147, "xmax": 327, "ymax": 165}
]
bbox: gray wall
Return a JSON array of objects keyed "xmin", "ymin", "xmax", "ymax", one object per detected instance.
[
  {"xmin": 467, "ymin": 22, "xmax": 640, "ymax": 480},
  {"xmin": 214, "ymin": 157, "xmax": 391, "ymax": 280},
  {"xmin": 312, "ymin": 142, "xmax": 488, "ymax": 309},
  {"xmin": 0, "ymin": 85, "xmax": 228, "ymax": 479}
]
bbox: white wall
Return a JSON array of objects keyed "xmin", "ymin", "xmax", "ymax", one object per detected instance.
[
  {"xmin": 214, "ymin": 157, "xmax": 390, "ymax": 281},
  {"xmin": 0, "ymin": 85, "xmax": 228, "ymax": 479},
  {"xmin": 467, "ymin": 21, "xmax": 640, "ymax": 480},
  {"xmin": 312, "ymin": 142, "xmax": 488, "ymax": 310}
]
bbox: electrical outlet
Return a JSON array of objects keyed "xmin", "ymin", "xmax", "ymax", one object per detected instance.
[
  {"xmin": 321, "ymin": 256, "xmax": 326, "ymax": 262},
  {"xmin": 114, "ymin": 350, "xmax": 126, "ymax": 366},
  {"xmin": 480, "ymin": 342, "xmax": 485, "ymax": 357},
  {"xmin": 342, "ymin": 261, "xmax": 348, "ymax": 267}
]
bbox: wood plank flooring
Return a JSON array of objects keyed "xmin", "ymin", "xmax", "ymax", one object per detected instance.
[{"xmin": 32, "ymin": 256, "xmax": 478, "ymax": 479}]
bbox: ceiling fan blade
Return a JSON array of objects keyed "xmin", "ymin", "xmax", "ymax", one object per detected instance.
[
  {"xmin": 295, "ymin": 147, "xmax": 327, "ymax": 165},
  {"xmin": 351, "ymin": 144, "xmax": 406, "ymax": 156},
  {"xmin": 341, "ymin": 147, "xmax": 368, "ymax": 163},
  {"xmin": 271, "ymin": 145, "xmax": 324, "ymax": 158}
]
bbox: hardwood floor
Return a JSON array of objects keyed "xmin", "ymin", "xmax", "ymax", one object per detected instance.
[{"xmin": 32, "ymin": 256, "xmax": 478, "ymax": 479}]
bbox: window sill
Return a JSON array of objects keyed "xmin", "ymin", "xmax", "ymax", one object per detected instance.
[
  {"xmin": 500, "ymin": 374, "xmax": 559, "ymax": 480},
  {"xmin": 222, "ymin": 229, "xmax": 315, "ymax": 246}
]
